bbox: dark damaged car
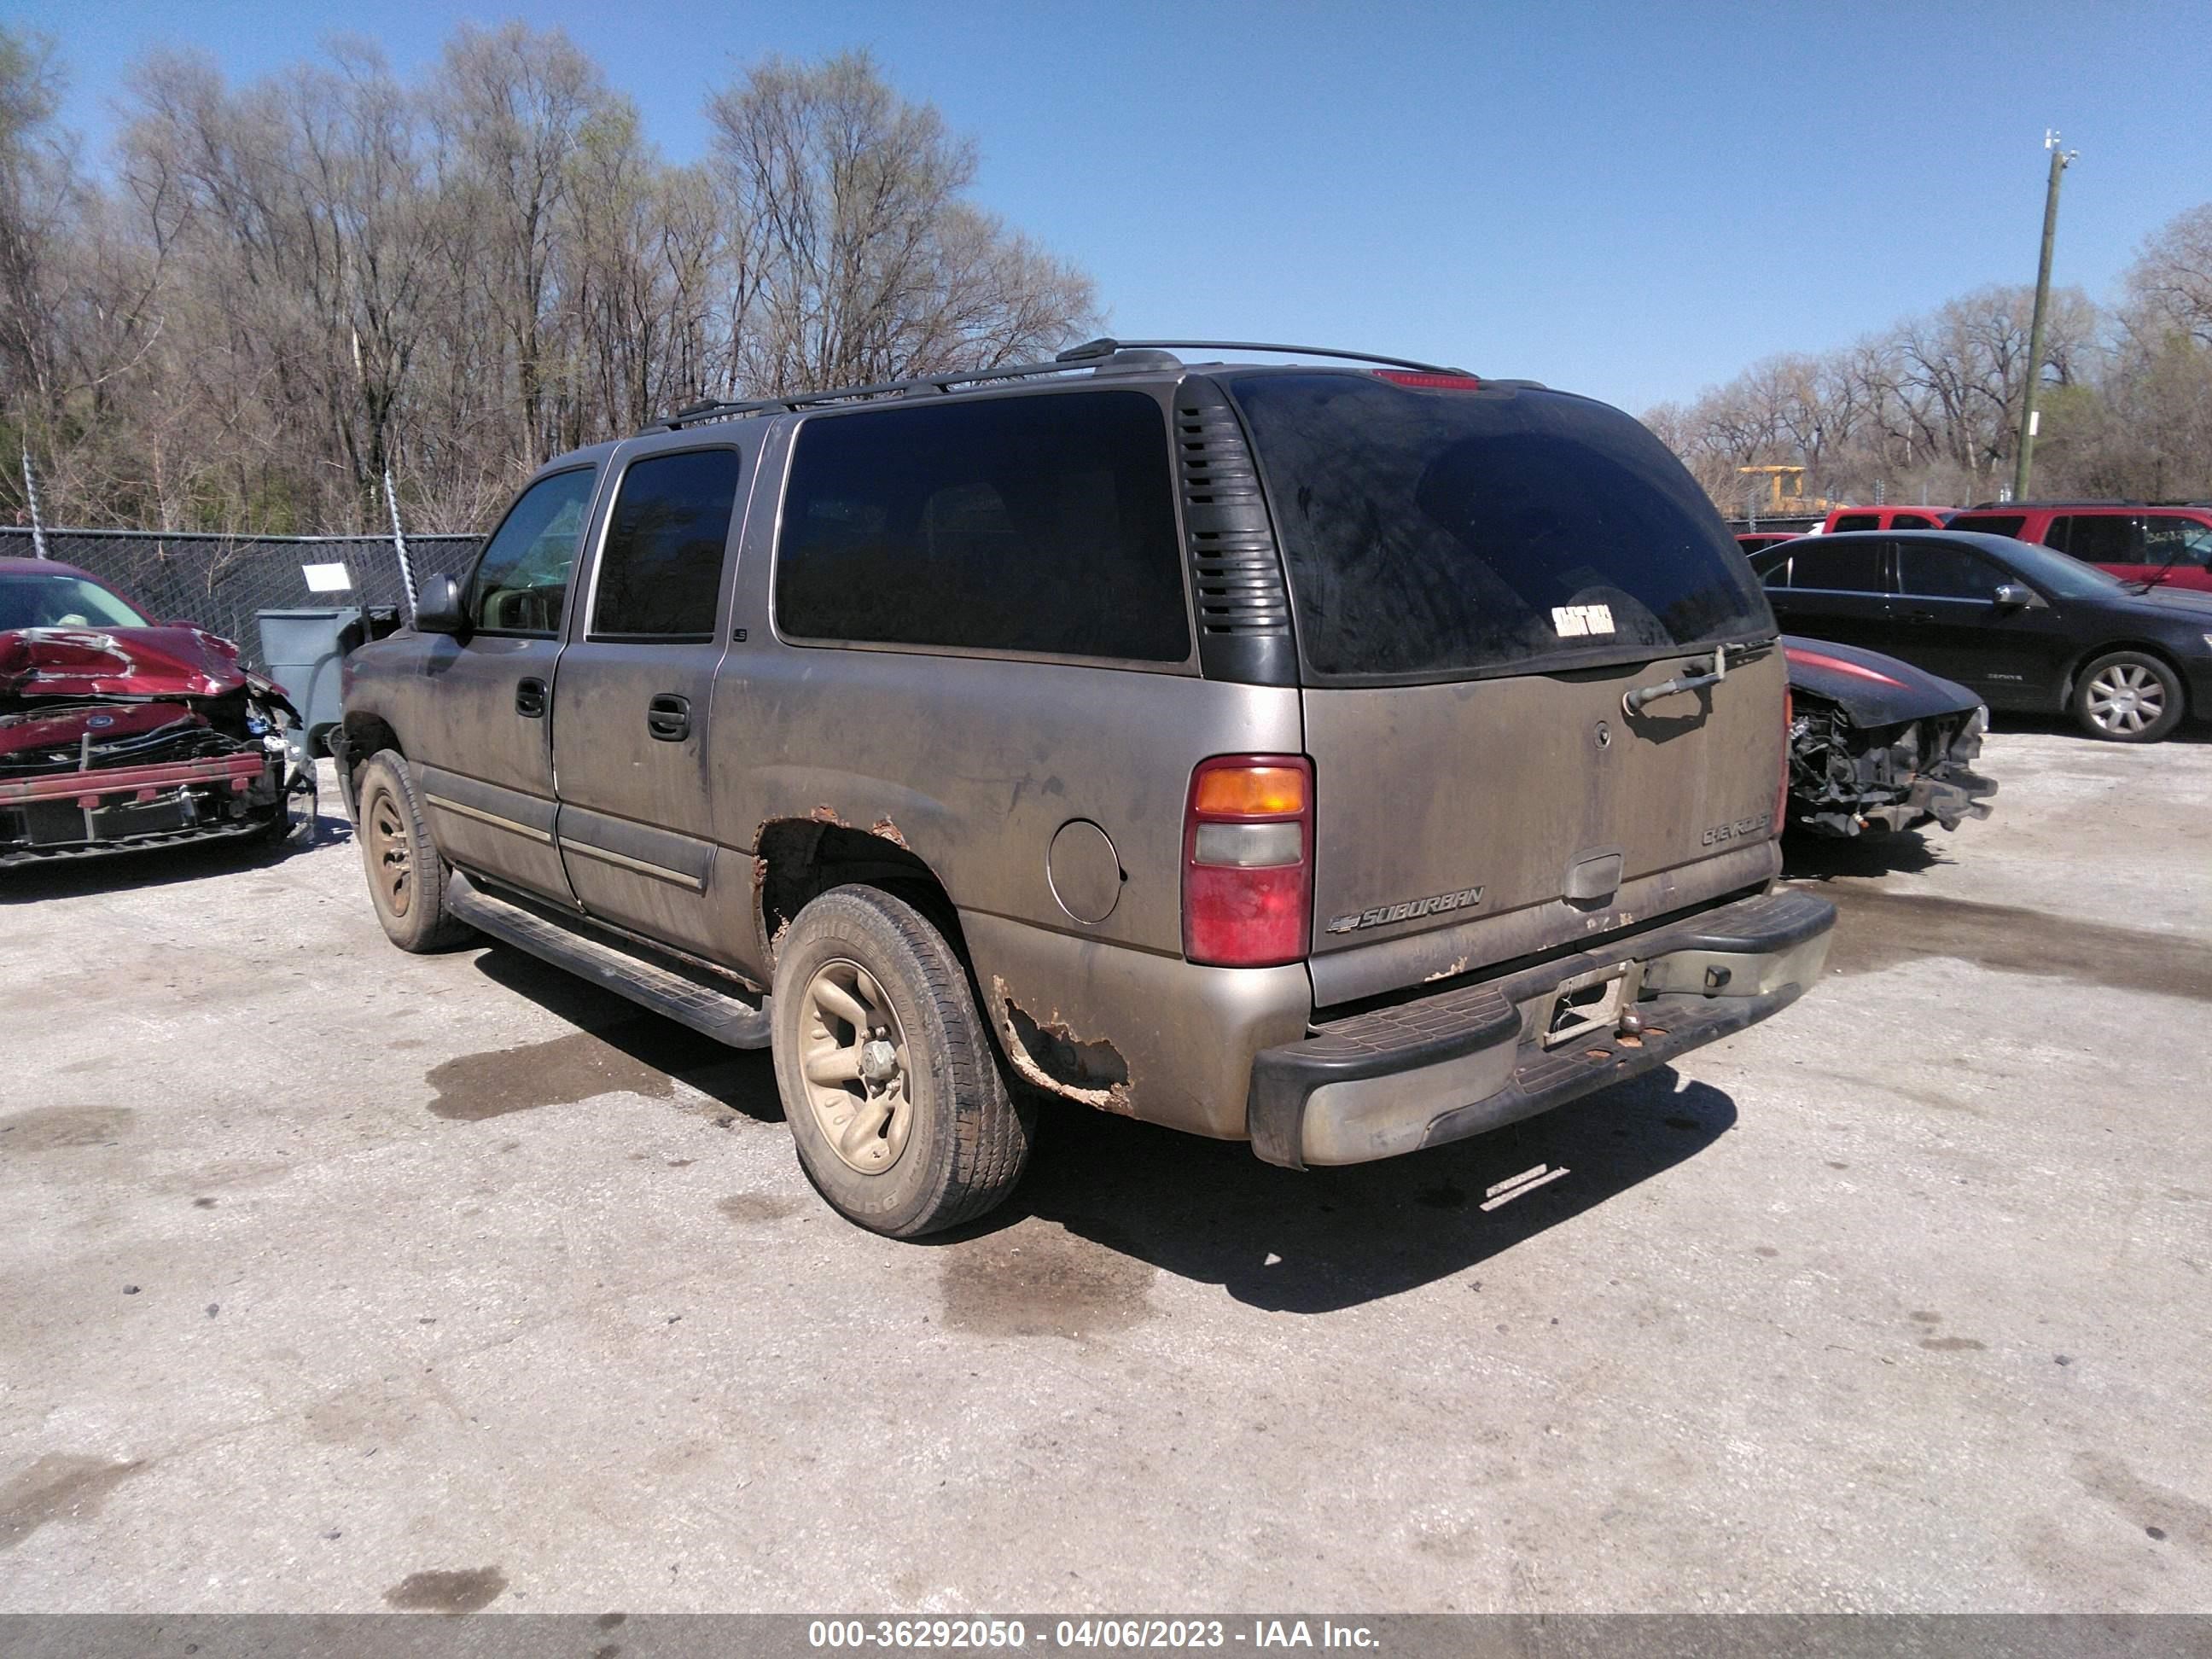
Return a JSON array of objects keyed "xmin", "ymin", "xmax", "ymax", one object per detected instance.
[
  {"xmin": 1781, "ymin": 635, "xmax": 1995, "ymax": 838},
  {"xmin": 0, "ymin": 558, "xmax": 303, "ymax": 867}
]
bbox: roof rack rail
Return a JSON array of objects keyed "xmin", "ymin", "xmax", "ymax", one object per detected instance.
[
  {"xmin": 1962, "ymin": 498, "xmax": 2141, "ymax": 510},
  {"xmin": 644, "ymin": 352, "xmax": 1121, "ymax": 433},
  {"xmin": 642, "ymin": 337, "xmax": 1473, "ymax": 434},
  {"xmin": 1057, "ymin": 336, "xmax": 1470, "ymax": 375}
]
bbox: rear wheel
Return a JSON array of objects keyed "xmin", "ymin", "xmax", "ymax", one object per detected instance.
[
  {"xmin": 355, "ymin": 749, "xmax": 474, "ymax": 952},
  {"xmin": 771, "ymin": 885, "xmax": 1033, "ymax": 1237},
  {"xmin": 2071, "ymin": 651, "xmax": 2183, "ymax": 743}
]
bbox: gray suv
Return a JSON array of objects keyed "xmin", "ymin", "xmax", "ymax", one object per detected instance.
[{"xmin": 336, "ymin": 339, "xmax": 1836, "ymax": 1236}]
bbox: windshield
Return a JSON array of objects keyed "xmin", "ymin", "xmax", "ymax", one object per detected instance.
[
  {"xmin": 1226, "ymin": 373, "xmax": 1773, "ymax": 683},
  {"xmin": 0, "ymin": 573, "xmax": 149, "ymax": 631},
  {"xmin": 1994, "ymin": 538, "xmax": 2131, "ymax": 599}
]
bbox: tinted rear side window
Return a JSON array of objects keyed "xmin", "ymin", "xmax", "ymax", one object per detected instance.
[
  {"xmin": 591, "ymin": 448, "xmax": 744, "ymax": 641},
  {"xmin": 1831, "ymin": 513, "xmax": 1879, "ymax": 532},
  {"xmin": 1789, "ymin": 540, "xmax": 1885, "ymax": 592},
  {"xmin": 1952, "ymin": 514, "xmax": 2025, "ymax": 539},
  {"xmin": 1225, "ymin": 374, "xmax": 1770, "ymax": 682},
  {"xmin": 775, "ymin": 391, "xmax": 1190, "ymax": 663},
  {"xmin": 2051, "ymin": 515, "xmax": 2136, "ymax": 563}
]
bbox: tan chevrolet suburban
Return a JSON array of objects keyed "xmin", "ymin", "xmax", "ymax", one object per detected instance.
[{"xmin": 335, "ymin": 338, "xmax": 1836, "ymax": 1236}]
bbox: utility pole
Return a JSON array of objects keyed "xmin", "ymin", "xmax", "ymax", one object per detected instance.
[{"xmin": 2011, "ymin": 131, "xmax": 2078, "ymax": 502}]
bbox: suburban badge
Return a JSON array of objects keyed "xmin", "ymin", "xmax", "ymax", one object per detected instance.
[{"xmin": 1326, "ymin": 885, "xmax": 1485, "ymax": 934}]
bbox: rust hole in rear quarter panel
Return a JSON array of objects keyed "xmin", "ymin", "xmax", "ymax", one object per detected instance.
[{"xmin": 991, "ymin": 976, "xmax": 1134, "ymax": 1113}]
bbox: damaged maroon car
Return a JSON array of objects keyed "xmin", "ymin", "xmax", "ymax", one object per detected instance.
[{"xmin": 0, "ymin": 557, "xmax": 304, "ymax": 866}]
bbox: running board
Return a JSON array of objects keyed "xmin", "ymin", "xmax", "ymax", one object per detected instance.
[{"xmin": 445, "ymin": 870, "xmax": 773, "ymax": 1050}]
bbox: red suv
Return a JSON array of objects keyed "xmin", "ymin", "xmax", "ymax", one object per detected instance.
[
  {"xmin": 1946, "ymin": 502, "xmax": 2212, "ymax": 593},
  {"xmin": 1819, "ymin": 505, "xmax": 1956, "ymax": 533}
]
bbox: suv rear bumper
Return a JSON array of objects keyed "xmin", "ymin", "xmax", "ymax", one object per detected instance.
[{"xmin": 1246, "ymin": 888, "xmax": 1836, "ymax": 1167}]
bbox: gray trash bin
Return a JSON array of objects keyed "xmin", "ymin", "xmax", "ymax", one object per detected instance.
[{"xmin": 255, "ymin": 607, "xmax": 363, "ymax": 765}]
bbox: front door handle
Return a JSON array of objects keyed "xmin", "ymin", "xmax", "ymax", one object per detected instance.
[
  {"xmin": 515, "ymin": 677, "xmax": 547, "ymax": 718},
  {"xmin": 647, "ymin": 693, "xmax": 690, "ymax": 742},
  {"xmin": 1903, "ymin": 609, "xmax": 1938, "ymax": 625}
]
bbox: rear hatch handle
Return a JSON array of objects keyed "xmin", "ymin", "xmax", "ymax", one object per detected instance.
[{"xmin": 1623, "ymin": 641, "xmax": 1770, "ymax": 716}]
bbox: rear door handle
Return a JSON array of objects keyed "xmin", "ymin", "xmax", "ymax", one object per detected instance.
[
  {"xmin": 647, "ymin": 693, "xmax": 690, "ymax": 742},
  {"xmin": 515, "ymin": 677, "xmax": 547, "ymax": 718},
  {"xmin": 1904, "ymin": 609, "xmax": 1938, "ymax": 625}
]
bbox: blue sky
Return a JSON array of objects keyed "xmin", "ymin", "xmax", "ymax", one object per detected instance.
[{"xmin": 18, "ymin": 1, "xmax": 2212, "ymax": 413}]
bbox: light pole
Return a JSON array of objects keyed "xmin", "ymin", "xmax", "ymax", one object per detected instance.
[{"xmin": 2012, "ymin": 131, "xmax": 2077, "ymax": 502}]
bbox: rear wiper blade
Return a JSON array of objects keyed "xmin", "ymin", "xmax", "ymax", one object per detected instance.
[{"xmin": 1622, "ymin": 641, "xmax": 1769, "ymax": 715}]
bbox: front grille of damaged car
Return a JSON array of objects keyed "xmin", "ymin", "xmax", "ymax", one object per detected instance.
[{"xmin": 0, "ymin": 718, "xmax": 233, "ymax": 777}]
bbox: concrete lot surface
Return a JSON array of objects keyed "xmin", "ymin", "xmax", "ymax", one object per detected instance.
[{"xmin": 3, "ymin": 728, "xmax": 2209, "ymax": 1613}]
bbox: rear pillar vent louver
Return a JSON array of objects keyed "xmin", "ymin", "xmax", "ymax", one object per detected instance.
[{"xmin": 1174, "ymin": 376, "xmax": 1297, "ymax": 685}]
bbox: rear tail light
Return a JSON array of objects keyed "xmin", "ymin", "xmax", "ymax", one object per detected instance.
[
  {"xmin": 1183, "ymin": 754, "xmax": 1313, "ymax": 968},
  {"xmin": 1773, "ymin": 688, "xmax": 1794, "ymax": 835},
  {"xmin": 1373, "ymin": 370, "xmax": 1483, "ymax": 391}
]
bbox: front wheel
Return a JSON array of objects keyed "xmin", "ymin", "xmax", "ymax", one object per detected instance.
[
  {"xmin": 2072, "ymin": 651, "xmax": 2184, "ymax": 743},
  {"xmin": 771, "ymin": 885, "xmax": 1033, "ymax": 1237},
  {"xmin": 355, "ymin": 748, "xmax": 474, "ymax": 952}
]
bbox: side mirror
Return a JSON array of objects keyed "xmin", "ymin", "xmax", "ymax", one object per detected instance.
[
  {"xmin": 414, "ymin": 573, "xmax": 468, "ymax": 636},
  {"xmin": 1992, "ymin": 582, "xmax": 2034, "ymax": 610}
]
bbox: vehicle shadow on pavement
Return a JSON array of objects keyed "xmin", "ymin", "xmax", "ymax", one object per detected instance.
[
  {"xmin": 463, "ymin": 945, "xmax": 785, "ymax": 1124},
  {"xmin": 986, "ymin": 1068, "xmax": 1737, "ymax": 1314},
  {"xmin": 451, "ymin": 941, "xmax": 1733, "ymax": 1309},
  {"xmin": 1780, "ymin": 829, "xmax": 1949, "ymax": 882},
  {"xmin": 0, "ymin": 817, "xmax": 338, "ymax": 904}
]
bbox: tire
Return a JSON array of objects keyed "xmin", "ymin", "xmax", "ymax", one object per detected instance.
[
  {"xmin": 354, "ymin": 748, "xmax": 474, "ymax": 952},
  {"xmin": 2071, "ymin": 650, "xmax": 2184, "ymax": 743},
  {"xmin": 771, "ymin": 885, "xmax": 1033, "ymax": 1237}
]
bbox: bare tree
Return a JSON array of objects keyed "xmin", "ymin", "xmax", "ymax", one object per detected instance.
[
  {"xmin": 707, "ymin": 52, "xmax": 1094, "ymax": 394},
  {"xmin": 2122, "ymin": 203, "xmax": 2212, "ymax": 351},
  {"xmin": 2, "ymin": 27, "xmax": 170, "ymax": 522},
  {"xmin": 427, "ymin": 22, "xmax": 608, "ymax": 469},
  {"xmin": 1648, "ymin": 282, "xmax": 2101, "ymax": 511}
]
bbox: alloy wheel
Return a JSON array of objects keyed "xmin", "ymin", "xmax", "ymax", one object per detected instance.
[
  {"xmin": 797, "ymin": 958, "xmax": 914, "ymax": 1174},
  {"xmin": 2086, "ymin": 663, "xmax": 2167, "ymax": 736}
]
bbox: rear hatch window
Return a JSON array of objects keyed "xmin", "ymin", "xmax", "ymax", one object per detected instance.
[{"xmin": 1225, "ymin": 372, "xmax": 1773, "ymax": 683}]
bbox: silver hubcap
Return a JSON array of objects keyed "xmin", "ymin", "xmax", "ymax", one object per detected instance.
[
  {"xmin": 797, "ymin": 958, "xmax": 913, "ymax": 1174},
  {"xmin": 2087, "ymin": 664, "xmax": 2167, "ymax": 735}
]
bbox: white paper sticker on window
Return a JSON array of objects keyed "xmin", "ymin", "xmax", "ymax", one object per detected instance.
[
  {"xmin": 302, "ymin": 562, "xmax": 353, "ymax": 593},
  {"xmin": 1550, "ymin": 602, "xmax": 1615, "ymax": 637}
]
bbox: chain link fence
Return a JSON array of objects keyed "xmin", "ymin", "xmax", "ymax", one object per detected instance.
[{"xmin": 0, "ymin": 527, "xmax": 480, "ymax": 674}]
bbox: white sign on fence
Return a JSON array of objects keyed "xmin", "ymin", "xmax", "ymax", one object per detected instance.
[{"xmin": 301, "ymin": 562, "xmax": 352, "ymax": 593}]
